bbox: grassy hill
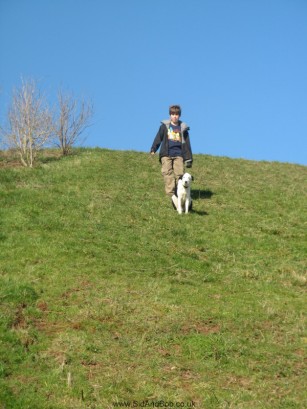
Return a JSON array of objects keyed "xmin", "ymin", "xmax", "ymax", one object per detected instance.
[{"xmin": 0, "ymin": 148, "xmax": 306, "ymax": 408}]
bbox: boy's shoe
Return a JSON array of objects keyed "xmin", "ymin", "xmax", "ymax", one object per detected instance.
[{"xmin": 171, "ymin": 194, "xmax": 178, "ymax": 210}]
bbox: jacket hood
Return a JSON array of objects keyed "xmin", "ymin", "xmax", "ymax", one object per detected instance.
[{"xmin": 161, "ymin": 119, "xmax": 189, "ymax": 132}]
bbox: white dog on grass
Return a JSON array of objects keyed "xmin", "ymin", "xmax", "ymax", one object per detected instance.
[{"xmin": 172, "ymin": 173, "xmax": 194, "ymax": 214}]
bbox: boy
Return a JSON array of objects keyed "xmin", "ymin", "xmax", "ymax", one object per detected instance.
[{"xmin": 150, "ymin": 105, "xmax": 193, "ymax": 206}]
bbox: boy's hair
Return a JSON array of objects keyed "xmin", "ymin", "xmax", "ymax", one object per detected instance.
[{"xmin": 169, "ymin": 105, "xmax": 181, "ymax": 116}]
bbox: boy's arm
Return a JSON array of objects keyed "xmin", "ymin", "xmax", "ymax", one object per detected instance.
[
  {"xmin": 150, "ymin": 124, "xmax": 164, "ymax": 153},
  {"xmin": 183, "ymin": 131, "xmax": 193, "ymax": 167}
]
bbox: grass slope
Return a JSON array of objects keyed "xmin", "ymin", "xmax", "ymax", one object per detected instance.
[{"xmin": 0, "ymin": 148, "xmax": 306, "ymax": 408}]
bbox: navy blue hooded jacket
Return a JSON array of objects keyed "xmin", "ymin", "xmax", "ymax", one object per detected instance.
[{"xmin": 150, "ymin": 120, "xmax": 193, "ymax": 164}]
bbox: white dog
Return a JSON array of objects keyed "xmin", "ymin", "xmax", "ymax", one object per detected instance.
[{"xmin": 172, "ymin": 173, "xmax": 194, "ymax": 214}]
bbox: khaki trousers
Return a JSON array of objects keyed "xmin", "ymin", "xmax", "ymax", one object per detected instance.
[{"xmin": 161, "ymin": 156, "xmax": 184, "ymax": 196}]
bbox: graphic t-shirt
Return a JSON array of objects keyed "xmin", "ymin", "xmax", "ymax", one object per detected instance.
[{"xmin": 168, "ymin": 124, "xmax": 182, "ymax": 157}]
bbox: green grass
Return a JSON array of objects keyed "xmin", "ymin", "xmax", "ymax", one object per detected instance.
[{"xmin": 0, "ymin": 148, "xmax": 306, "ymax": 408}]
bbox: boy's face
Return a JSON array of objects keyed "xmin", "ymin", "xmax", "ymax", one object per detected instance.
[{"xmin": 170, "ymin": 112, "xmax": 180, "ymax": 125}]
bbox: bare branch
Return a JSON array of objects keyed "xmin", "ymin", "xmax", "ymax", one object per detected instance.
[
  {"xmin": 54, "ymin": 90, "xmax": 93, "ymax": 155},
  {"xmin": 1, "ymin": 79, "xmax": 53, "ymax": 167}
]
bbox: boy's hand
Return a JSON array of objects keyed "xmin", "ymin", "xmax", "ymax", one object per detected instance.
[{"xmin": 150, "ymin": 151, "xmax": 155, "ymax": 155}]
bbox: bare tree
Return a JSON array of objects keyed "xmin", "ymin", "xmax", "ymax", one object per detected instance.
[
  {"xmin": 54, "ymin": 90, "xmax": 93, "ymax": 155},
  {"xmin": 0, "ymin": 79, "xmax": 53, "ymax": 167}
]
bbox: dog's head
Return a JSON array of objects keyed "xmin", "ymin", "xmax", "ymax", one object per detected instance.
[{"xmin": 180, "ymin": 173, "xmax": 194, "ymax": 188}]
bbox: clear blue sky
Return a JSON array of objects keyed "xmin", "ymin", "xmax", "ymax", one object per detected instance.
[{"xmin": 1, "ymin": 0, "xmax": 306, "ymax": 165}]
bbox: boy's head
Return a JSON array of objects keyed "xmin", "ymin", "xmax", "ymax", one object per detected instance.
[{"xmin": 169, "ymin": 105, "xmax": 181, "ymax": 117}]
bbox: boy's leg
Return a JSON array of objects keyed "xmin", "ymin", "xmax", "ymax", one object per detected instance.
[
  {"xmin": 161, "ymin": 156, "xmax": 176, "ymax": 196},
  {"xmin": 173, "ymin": 156, "xmax": 184, "ymax": 192}
]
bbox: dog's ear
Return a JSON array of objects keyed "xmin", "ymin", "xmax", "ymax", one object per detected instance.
[
  {"xmin": 178, "ymin": 175, "xmax": 183, "ymax": 180},
  {"xmin": 191, "ymin": 176, "xmax": 194, "ymax": 181}
]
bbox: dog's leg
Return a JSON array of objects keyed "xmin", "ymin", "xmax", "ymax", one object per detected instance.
[
  {"xmin": 185, "ymin": 199, "xmax": 190, "ymax": 214},
  {"xmin": 177, "ymin": 195, "xmax": 183, "ymax": 214},
  {"xmin": 172, "ymin": 195, "xmax": 178, "ymax": 210},
  {"xmin": 185, "ymin": 188, "xmax": 191, "ymax": 214}
]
